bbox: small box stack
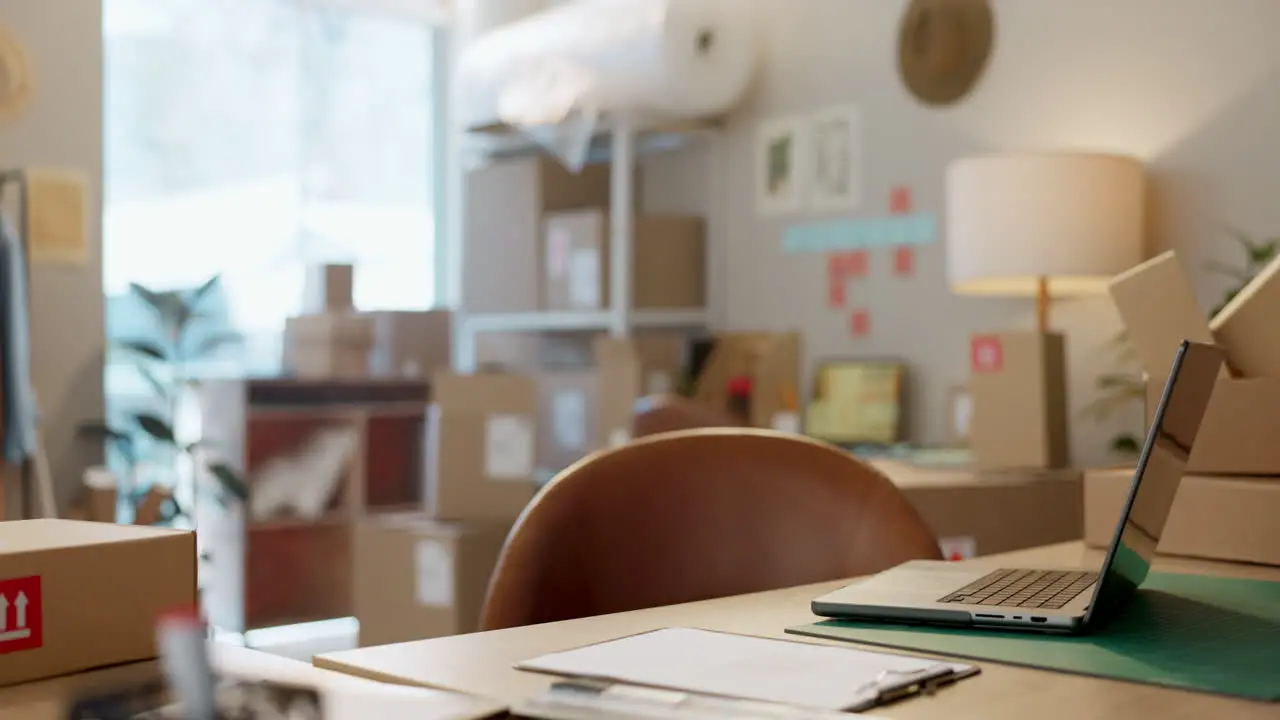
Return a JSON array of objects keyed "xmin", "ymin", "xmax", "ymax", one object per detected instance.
[
  {"xmin": 1083, "ymin": 251, "xmax": 1280, "ymax": 566},
  {"xmin": 354, "ymin": 371, "xmax": 538, "ymax": 646},
  {"xmin": 284, "ymin": 263, "xmax": 373, "ymax": 378}
]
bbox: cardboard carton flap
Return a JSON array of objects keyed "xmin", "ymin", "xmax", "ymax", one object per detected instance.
[
  {"xmin": 1107, "ymin": 251, "xmax": 1220, "ymax": 380},
  {"xmin": 1209, "ymin": 251, "xmax": 1280, "ymax": 378},
  {"xmin": 0, "ymin": 520, "xmax": 190, "ymax": 554}
]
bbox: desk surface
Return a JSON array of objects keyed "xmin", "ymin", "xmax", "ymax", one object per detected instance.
[
  {"xmin": 315, "ymin": 542, "xmax": 1280, "ymax": 719},
  {"xmin": 0, "ymin": 644, "xmax": 502, "ymax": 720}
]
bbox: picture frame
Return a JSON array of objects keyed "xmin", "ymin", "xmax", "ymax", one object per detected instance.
[
  {"xmin": 947, "ymin": 384, "xmax": 973, "ymax": 447},
  {"xmin": 807, "ymin": 104, "xmax": 861, "ymax": 211},
  {"xmin": 754, "ymin": 115, "xmax": 805, "ymax": 216},
  {"xmin": 805, "ymin": 358, "xmax": 906, "ymax": 446}
]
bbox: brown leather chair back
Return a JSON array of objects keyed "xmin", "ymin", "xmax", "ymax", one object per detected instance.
[{"xmin": 480, "ymin": 429, "xmax": 942, "ymax": 630}]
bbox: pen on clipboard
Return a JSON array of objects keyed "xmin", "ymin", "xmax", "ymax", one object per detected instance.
[
  {"xmin": 156, "ymin": 610, "xmax": 216, "ymax": 720},
  {"xmin": 867, "ymin": 664, "xmax": 957, "ymax": 705}
]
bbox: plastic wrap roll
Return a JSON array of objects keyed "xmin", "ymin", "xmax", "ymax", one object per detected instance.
[{"xmin": 458, "ymin": 0, "xmax": 758, "ymax": 132}]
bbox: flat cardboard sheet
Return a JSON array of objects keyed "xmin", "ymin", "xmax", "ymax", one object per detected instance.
[{"xmin": 788, "ymin": 571, "xmax": 1280, "ymax": 702}]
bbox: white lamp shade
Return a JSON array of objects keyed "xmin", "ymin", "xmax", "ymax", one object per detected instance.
[{"xmin": 946, "ymin": 152, "xmax": 1144, "ymax": 297}]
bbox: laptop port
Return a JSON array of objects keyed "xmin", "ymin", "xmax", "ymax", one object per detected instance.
[{"xmin": 1031, "ymin": 616, "xmax": 1048, "ymax": 623}]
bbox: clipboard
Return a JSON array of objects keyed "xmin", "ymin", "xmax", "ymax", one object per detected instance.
[{"xmin": 515, "ymin": 628, "xmax": 978, "ymax": 713}]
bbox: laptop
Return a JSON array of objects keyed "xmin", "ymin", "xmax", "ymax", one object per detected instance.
[{"xmin": 812, "ymin": 340, "xmax": 1225, "ymax": 634}]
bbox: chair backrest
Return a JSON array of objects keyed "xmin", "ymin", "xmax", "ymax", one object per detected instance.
[{"xmin": 480, "ymin": 429, "xmax": 943, "ymax": 630}]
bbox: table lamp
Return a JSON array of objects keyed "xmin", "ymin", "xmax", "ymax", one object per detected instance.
[{"xmin": 945, "ymin": 152, "xmax": 1144, "ymax": 469}]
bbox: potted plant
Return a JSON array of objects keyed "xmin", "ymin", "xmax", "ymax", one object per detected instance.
[{"xmin": 80, "ymin": 275, "xmax": 248, "ymax": 523}]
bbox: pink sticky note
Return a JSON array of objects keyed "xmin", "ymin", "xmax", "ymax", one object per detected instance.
[
  {"xmin": 890, "ymin": 186, "xmax": 913, "ymax": 215},
  {"xmin": 893, "ymin": 245, "xmax": 915, "ymax": 276},
  {"xmin": 850, "ymin": 309, "xmax": 870, "ymax": 338}
]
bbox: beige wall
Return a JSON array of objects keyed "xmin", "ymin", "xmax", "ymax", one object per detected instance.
[
  {"xmin": 646, "ymin": 0, "xmax": 1280, "ymax": 467},
  {"xmin": 0, "ymin": 1, "xmax": 105, "ymax": 515}
]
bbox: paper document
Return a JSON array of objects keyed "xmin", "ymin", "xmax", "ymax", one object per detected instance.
[{"xmin": 517, "ymin": 627, "xmax": 977, "ymax": 711}]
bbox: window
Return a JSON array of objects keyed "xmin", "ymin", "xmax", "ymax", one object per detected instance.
[{"xmin": 103, "ymin": 0, "xmax": 445, "ymax": 382}]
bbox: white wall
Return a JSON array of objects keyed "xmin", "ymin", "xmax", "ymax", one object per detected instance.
[
  {"xmin": 650, "ymin": 0, "xmax": 1280, "ymax": 467},
  {"xmin": 0, "ymin": 1, "xmax": 104, "ymax": 514}
]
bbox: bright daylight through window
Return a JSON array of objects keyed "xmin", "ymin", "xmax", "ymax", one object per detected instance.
[{"xmin": 103, "ymin": 0, "xmax": 440, "ymax": 385}]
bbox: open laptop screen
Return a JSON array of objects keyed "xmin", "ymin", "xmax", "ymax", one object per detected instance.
[{"xmin": 1086, "ymin": 341, "xmax": 1224, "ymax": 624}]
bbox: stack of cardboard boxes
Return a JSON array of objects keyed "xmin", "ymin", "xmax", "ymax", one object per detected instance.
[
  {"xmin": 353, "ymin": 371, "xmax": 539, "ymax": 647},
  {"xmin": 1088, "ymin": 251, "xmax": 1280, "ymax": 566},
  {"xmin": 283, "ymin": 263, "xmax": 453, "ymax": 381}
]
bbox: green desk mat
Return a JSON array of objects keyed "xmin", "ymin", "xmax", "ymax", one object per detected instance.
[{"xmin": 787, "ymin": 572, "xmax": 1280, "ymax": 702}]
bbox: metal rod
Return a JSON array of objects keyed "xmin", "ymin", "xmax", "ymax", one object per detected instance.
[{"xmin": 607, "ymin": 118, "xmax": 634, "ymax": 338}]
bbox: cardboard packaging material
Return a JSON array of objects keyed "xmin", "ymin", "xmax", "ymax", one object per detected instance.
[
  {"xmin": 1110, "ymin": 251, "xmax": 1280, "ymax": 474},
  {"xmin": 1209, "ymin": 252, "xmax": 1280, "ymax": 378},
  {"xmin": 302, "ymin": 264, "xmax": 354, "ymax": 314},
  {"xmin": 354, "ymin": 513, "xmax": 510, "ymax": 647},
  {"xmin": 967, "ymin": 331, "xmax": 1068, "ymax": 471},
  {"xmin": 872, "ymin": 461, "xmax": 1083, "ymax": 559},
  {"xmin": 536, "ymin": 368, "xmax": 599, "ymax": 472},
  {"xmin": 1108, "ymin": 252, "xmax": 1223, "ymax": 381},
  {"xmin": 1084, "ymin": 468, "xmax": 1280, "ymax": 566},
  {"xmin": 426, "ymin": 373, "xmax": 538, "ymax": 521},
  {"xmin": 283, "ymin": 313, "xmax": 374, "ymax": 379},
  {"xmin": 464, "ymin": 157, "xmax": 620, "ymax": 313},
  {"xmin": 541, "ymin": 210, "xmax": 706, "ymax": 312},
  {"xmin": 0, "ymin": 520, "xmax": 195, "ymax": 686},
  {"xmin": 692, "ymin": 332, "xmax": 801, "ymax": 430},
  {"xmin": 364, "ymin": 309, "xmax": 453, "ymax": 379}
]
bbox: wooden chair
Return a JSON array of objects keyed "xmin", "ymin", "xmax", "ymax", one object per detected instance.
[{"xmin": 480, "ymin": 428, "xmax": 942, "ymax": 630}]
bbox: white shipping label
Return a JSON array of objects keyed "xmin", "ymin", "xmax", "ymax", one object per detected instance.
[
  {"xmin": 414, "ymin": 539, "xmax": 454, "ymax": 607},
  {"xmin": 485, "ymin": 414, "xmax": 535, "ymax": 480},
  {"xmin": 770, "ymin": 411, "xmax": 801, "ymax": 434},
  {"xmin": 608, "ymin": 427, "xmax": 631, "ymax": 448},
  {"xmin": 552, "ymin": 390, "xmax": 588, "ymax": 451},
  {"xmin": 939, "ymin": 536, "xmax": 978, "ymax": 562},
  {"xmin": 547, "ymin": 225, "xmax": 571, "ymax": 277},
  {"xmin": 569, "ymin": 247, "xmax": 601, "ymax": 308}
]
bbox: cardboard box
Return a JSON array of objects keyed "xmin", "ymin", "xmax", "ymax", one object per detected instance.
[
  {"xmin": 283, "ymin": 313, "xmax": 374, "ymax": 379},
  {"xmin": 1084, "ymin": 468, "xmax": 1280, "ymax": 566},
  {"xmin": 873, "ymin": 460, "xmax": 1083, "ymax": 559},
  {"xmin": 692, "ymin": 332, "xmax": 801, "ymax": 430},
  {"xmin": 302, "ymin": 263, "xmax": 354, "ymax": 314},
  {"xmin": 1145, "ymin": 377, "xmax": 1280, "ymax": 474},
  {"xmin": 967, "ymin": 331, "xmax": 1068, "ymax": 470},
  {"xmin": 463, "ymin": 157, "xmax": 618, "ymax": 313},
  {"xmin": 541, "ymin": 210, "xmax": 706, "ymax": 312},
  {"xmin": 1108, "ymin": 252, "xmax": 1221, "ymax": 381},
  {"xmin": 0, "ymin": 520, "xmax": 195, "ymax": 686},
  {"xmin": 426, "ymin": 373, "xmax": 538, "ymax": 521},
  {"xmin": 1209, "ymin": 252, "xmax": 1280, "ymax": 378},
  {"xmin": 354, "ymin": 513, "xmax": 510, "ymax": 647},
  {"xmin": 365, "ymin": 310, "xmax": 453, "ymax": 379},
  {"xmin": 1110, "ymin": 251, "xmax": 1280, "ymax": 473},
  {"xmin": 536, "ymin": 368, "xmax": 599, "ymax": 472}
]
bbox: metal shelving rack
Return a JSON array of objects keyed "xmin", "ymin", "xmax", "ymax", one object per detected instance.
[{"xmin": 453, "ymin": 115, "xmax": 720, "ymax": 371}]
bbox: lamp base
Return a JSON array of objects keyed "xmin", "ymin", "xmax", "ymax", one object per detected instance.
[{"xmin": 968, "ymin": 330, "xmax": 1069, "ymax": 470}]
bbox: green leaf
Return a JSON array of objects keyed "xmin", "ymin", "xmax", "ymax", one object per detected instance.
[
  {"xmin": 1110, "ymin": 434, "xmax": 1142, "ymax": 455},
  {"xmin": 134, "ymin": 413, "xmax": 176, "ymax": 444},
  {"xmin": 207, "ymin": 462, "xmax": 249, "ymax": 501},
  {"xmin": 186, "ymin": 275, "xmax": 222, "ymax": 309},
  {"xmin": 137, "ymin": 365, "xmax": 171, "ymax": 401},
  {"xmin": 78, "ymin": 420, "xmax": 138, "ymax": 465},
  {"xmin": 116, "ymin": 339, "xmax": 169, "ymax": 362},
  {"xmin": 188, "ymin": 331, "xmax": 243, "ymax": 360}
]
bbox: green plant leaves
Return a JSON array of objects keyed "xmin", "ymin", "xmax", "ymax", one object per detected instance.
[
  {"xmin": 207, "ymin": 462, "xmax": 249, "ymax": 502},
  {"xmin": 188, "ymin": 330, "xmax": 243, "ymax": 359},
  {"xmin": 77, "ymin": 420, "xmax": 138, "ymax": 465},
  {"xmin": 117, "ymin": 339, "xmax": 169, "ymax": 362},
  {"xmin": 134, "ymin": 413, "xmax": 176, "ymax": 444}
]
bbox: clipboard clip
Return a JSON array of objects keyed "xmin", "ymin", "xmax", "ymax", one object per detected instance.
[{"xmin": 855, "ymin": 665, "xmax": 957, "ymax": 706}]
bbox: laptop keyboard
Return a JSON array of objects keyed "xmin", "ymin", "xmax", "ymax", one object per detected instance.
[{"xmin": 938, "ymin": 569, "xmax": 1099, "ymax": 609}]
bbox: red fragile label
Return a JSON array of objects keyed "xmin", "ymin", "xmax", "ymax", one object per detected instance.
[
  {"xmin": 970, "ymin": 335, "xmax": 1004, "ymax": 373},
  {"xmin": 0, "ymin": 576, "xmax": 42, "ymax": 654}
]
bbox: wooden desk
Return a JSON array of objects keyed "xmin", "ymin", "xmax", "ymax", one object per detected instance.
[
  {"xmin": 0, "ymin": 644, "xmax": 502, "ymax": 720},
  {"xmin": 314, "ymin": 542, "xmax": 1280, "ymax": 719}
]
